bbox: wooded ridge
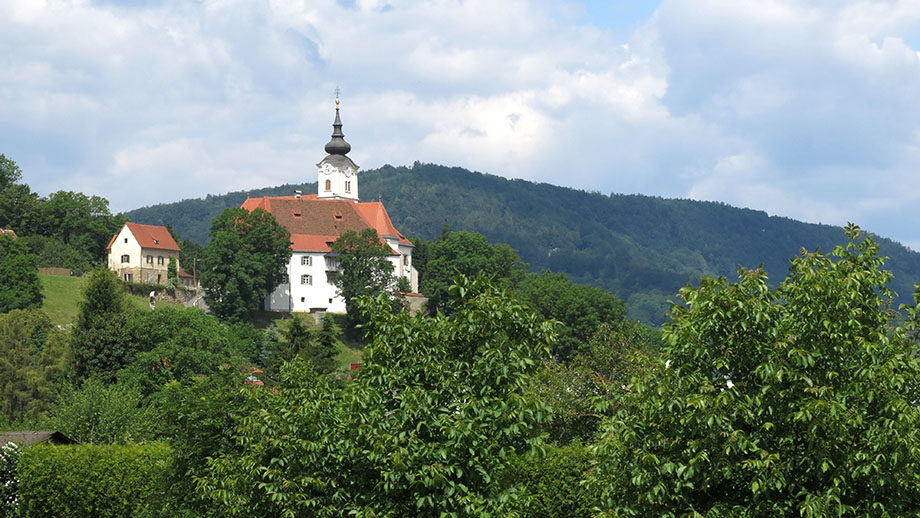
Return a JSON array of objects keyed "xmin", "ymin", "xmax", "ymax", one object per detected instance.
[{"xmin": 126, "ymin": 162, "xmax": 920, "ymax": 324}]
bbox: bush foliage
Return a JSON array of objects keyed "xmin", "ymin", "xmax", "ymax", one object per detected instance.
[
  {"xmin": 590, "ymin": 226, "xmax": 920, "ymax": 516},
  {"xmin": 18, "ymin": 443, "xmax": 171, "ymax": 518},
  {"xmin": 504, "ymin": 444, "xmax": 598, "ymax": 518}
]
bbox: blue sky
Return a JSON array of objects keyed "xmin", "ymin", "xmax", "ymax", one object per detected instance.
[{"xmin": 2, "ymin": 0, "xmax": 920, "ymax": 251}]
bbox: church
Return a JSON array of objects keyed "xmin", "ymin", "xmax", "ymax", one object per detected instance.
[{"xmin": 241, "ymin": 97, "xmax": 417, "ymax": 315}]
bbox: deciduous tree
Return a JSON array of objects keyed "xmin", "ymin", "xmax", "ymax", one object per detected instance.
[
  {"xmin": 0, "ymin": 154, "xmax": 39, "ymax": 233},
  {"xmin": 516, "ymin": 270, "xmax": 628, "ymax": 360},
  {"xmin": 420, "ymin": 230, "xmax": 525, "ymax": 314},
  {"xmin": 330, "ymin": 228, "xmax": 395, "ymax": 333},
  {"xmin": 199, "ymin": 208, "xmax": 291, "ymax": 322},
  {"xmin": 590, "ymin": 225, "xmax": 920, "ymax": 516},
  {"xmin": 183, "ymin": 276, "xmax": 555, "ymax": 516},
  {"xmin": 0, "ymin": 233, "xmax": 43, "ymax": 313}
]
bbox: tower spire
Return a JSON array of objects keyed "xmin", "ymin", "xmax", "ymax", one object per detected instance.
[{"xmin": 325, "ymin": 87, "xmax": 351, "ymax": 156}]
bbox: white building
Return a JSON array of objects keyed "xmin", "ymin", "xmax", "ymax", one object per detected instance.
[
  {"xmin": 242, "ymin": 98, "xmax": 417, "ymax": 315},
  {"xmin": 106, "ymin": 222, "xmax": 188, "ymax": 285}
]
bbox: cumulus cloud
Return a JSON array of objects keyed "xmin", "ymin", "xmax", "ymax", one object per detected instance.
[{"xmin": 1, "ymin": 0, "xmax": 920, "ymax": 249}]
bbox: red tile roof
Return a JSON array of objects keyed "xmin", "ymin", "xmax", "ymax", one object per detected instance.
[
  {"xmin": 107, "ymin": 223, "xmax": 180, "ymax": 251},
  {"xmin": 241, "ymin": 196, "xmax": 411, "ymax": 253}
]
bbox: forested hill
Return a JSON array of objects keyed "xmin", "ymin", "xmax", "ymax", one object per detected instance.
[{"xmin": 126, "ymin": 162, "xmax": 920, "ymax": 324}]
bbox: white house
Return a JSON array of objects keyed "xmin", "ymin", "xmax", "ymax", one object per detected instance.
[
  {"xmin": 107, "ymin": 223, "xmax": 182, "ymax": 285},
  {"xmin": 241, "ymin": 97, "xmax": 417, "ymax": 315}
]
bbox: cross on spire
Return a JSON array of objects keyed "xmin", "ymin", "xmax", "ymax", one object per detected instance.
[{"xmin": 334, "ymin": 85, "xmax": 340, "ymax": 105}]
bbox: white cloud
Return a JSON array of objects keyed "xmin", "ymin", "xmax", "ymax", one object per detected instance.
[{"xmin": 1, "ymin": 0, "xmax": 920, "ymax": 248}]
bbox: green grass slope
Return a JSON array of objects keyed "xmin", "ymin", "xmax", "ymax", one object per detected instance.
[
  {"xmin": 40, "ymin": 274, "xmax": 183, "ymax": 326},
  {"xmin": 125, "ymin": 163, "xmax": 920, "ymax": 325},
  {"xmin": 39, "ymin": 274, "xmax": 84, "ymax": 326}
]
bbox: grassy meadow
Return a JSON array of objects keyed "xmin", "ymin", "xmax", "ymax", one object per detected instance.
[
  {"xmin": 40, "ymin": 273, "xmax": 182, "ymax": 326},
  {"xmin": 39, "ymin": 273, "xmax": 363, "ymax": 368}
]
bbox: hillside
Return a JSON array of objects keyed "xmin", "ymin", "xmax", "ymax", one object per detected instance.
[{"xmin": 126, "ymin": 163, "xmax": 920, "ymax": 324}]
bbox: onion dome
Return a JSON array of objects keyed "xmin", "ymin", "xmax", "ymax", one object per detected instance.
[{"xmin": 324, "ymin": 97, "xmax": 351, "ymax": 155}]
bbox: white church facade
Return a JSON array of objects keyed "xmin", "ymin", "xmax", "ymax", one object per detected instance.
[{"xmin": 241, "ymin": 98, "xmax": 417, "ymax": 315}]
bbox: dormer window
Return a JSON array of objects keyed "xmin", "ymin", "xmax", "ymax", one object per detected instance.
[
  {"xmin": 293, "ymin": 210, "xmax": 302, "ymax": 218},
  {"xmin": 154, "ymin": 239, "xmax": 159, "ymax": 245}
]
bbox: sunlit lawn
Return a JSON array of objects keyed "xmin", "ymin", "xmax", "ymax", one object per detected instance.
[
  {"xmin": 39, "ymin": 274, "xmax": 84, "ymax": 326},
  {"xmin": 40, "ymin": 273, "xmax": 183, "ymax": 326}
]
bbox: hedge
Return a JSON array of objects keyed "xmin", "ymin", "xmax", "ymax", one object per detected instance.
[
  {"xmin": 18, "ymin": 442, "xmax": 171, "ymax": 518},
  {"xmin": 505, "ymin": 443, "xmax": 599, "ymax": 518},
  {"xmin": 120, "ymin": 279, "xmax": 180, "ymax": 297}
]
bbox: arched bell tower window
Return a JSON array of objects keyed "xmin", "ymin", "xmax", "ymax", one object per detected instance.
[
  {"xmin": 345, "ymin": 180, "xmax": 351, "ymax": 193},
  {"xmin": 325, "ymin": 179, "xmax": 331, "ymax": 191}
]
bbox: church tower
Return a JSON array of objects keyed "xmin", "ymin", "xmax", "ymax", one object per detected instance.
[{"xmin": 316, "ymin": 95, "xmax": 359, "ymax": 201}]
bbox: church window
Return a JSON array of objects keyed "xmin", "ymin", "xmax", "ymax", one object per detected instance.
[
  {"xmin": 301, "ymin": 256, "xmax": 312, "ymax": 266},
  {"xmin": 157, "ymin": 256, "xmax": 164, "ymax": 265},
  {"xmin": 146, "ymin": 255, "xmax": 153, "ymax": 264},
  {"xmin": 301, "ymin": 274, "xmax": 312, "ymax": 285},
  {"xmin": 324, "ymin": 179, "xmax": 331, "ymax": 191},
  {"xmin": 345, "ymin": 181, "xmax": 351, "ymax": 192},
  {"xmin": 403, "ymin": 255, "xmax": 409, "ymax": 266},
  {"xmin": 121, "ymin": 254, "xmax": 130, "ymax": 263}
]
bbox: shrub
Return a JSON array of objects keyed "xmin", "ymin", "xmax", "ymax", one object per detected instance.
[
  {"xmin": 504, "ymin": 443, "xmax": 598, "ymax": 518},
  {"xmin": 18, "ymin": 443, "xmax": 170, "ymax": 518},
  {"xmin": 0, "ymin": 442, "xmax": 23, "ymax": 517}
]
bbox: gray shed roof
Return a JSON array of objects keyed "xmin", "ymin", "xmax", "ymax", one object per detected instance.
[{"xmin": 0, "ymin": 431, "xmax": 76, "ymax": 446}]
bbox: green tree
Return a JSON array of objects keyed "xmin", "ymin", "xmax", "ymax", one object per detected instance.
[
  {"xmin": 44, "ymin": 378, "xmax": 157, "ymax": 444},
  {"xmin": 119, "ymin": 307, "xmax": 253, "ymax": 400},
  {"xmin": 0, "ymin": 234, "xmax": 43, "ymax": 313},
  {"xmin": 18, "ymin": 235, "xmax": 93, "ymax": 275},
  {"xmin": 330, "ymin": 228, "xmax": 396, "ymax": 333},
  {"xmin": 184, "ymin": 276, "xmax": 554, "ymax": 516},
  {"xmin": 167, "ymin": 256, "xmax": 178, "ymax": 286},
  {"xmin": 517, "ymin": 271, "xmax": 628, "ymax": 360},
  {"xmin": 0, "ymin": 154, "xmax": 39, "ymax": 233},
  {"xmin": 199, "ymin": 207, "xmax": 291, "ymax": 322},
  {"xmin": 162, "ymin": 366, "xmax": 257, "ymax": 517},
  {"xmin": 265, "ymin": 316, "xmax": 338, "ymax": 377},
  {"xmin": 0, "ymin": 309, "xmax": 68, "ymax": 425},
  {"xmin": 529, "ymin": 321, "xmax": 655, "ymax": 445},
  {"xmin": 32, "ymin": 190, "xmax": 126, "ymax": 263},
  {"xmin": 178, "ymin": 238, "xmax": 203, "ymax": 281},
  {"xmin": 420, "ymin": 231, "xmax": 525, "ymax": 314},
  {"xmin": 590, "ymin": 226, "xmax": 920, "ymax": 516},
  {"xmin": 72, "ymin": 267, "xmax": 133, "ymax": 381}
]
